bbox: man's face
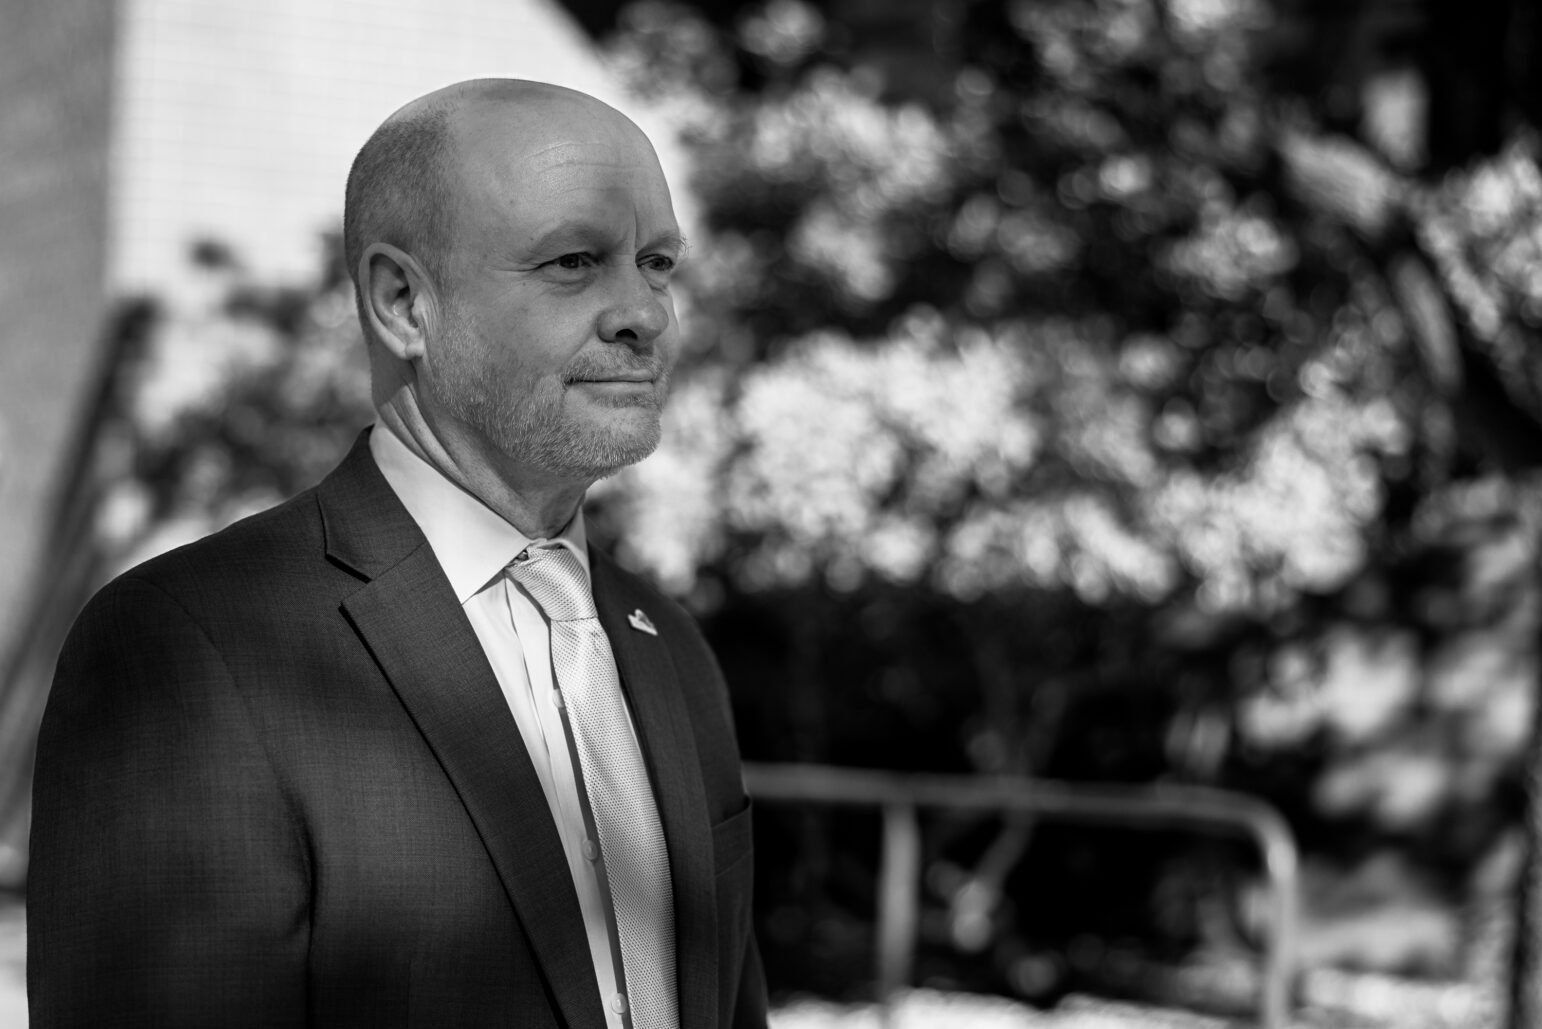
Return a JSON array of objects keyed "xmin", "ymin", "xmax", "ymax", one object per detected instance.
[{"xmin": 419, "ymin": 99, "xmax": 685, "ymax": 486}]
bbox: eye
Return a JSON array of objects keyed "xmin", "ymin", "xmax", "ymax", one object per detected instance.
[
  {"xmin": 549, "ymin": 253, "xmax": 597, "ymax": 271},
  {"xmin": 639, "ymin": 254, "xmax": 678, "ymax": 282}
]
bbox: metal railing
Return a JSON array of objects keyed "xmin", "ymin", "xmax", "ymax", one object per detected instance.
[{"xmin": 743, "ymin": 763, "xmax": 1300, "ymax": 1029}]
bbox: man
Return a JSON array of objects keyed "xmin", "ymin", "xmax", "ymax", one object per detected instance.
[{"xmin": 28, "ymin": 79, "xmax": 766, "ymax": 1028}]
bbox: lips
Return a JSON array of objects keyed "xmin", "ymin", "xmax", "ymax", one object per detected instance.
[
  {"xmin": 567, "ymin": 366, "xmax": 658, "ymax": 384},
  {"xmin": 563, "ymin": 354, "xmax": 666, "ymax": 388}
]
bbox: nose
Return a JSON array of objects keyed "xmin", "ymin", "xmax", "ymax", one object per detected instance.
[{"xmin": 597, "ymin": 266, "xmax": 671, "ymax": 348}]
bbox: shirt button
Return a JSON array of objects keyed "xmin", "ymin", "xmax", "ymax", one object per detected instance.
[
  {"xmin": 552, "ymin": 689, "xmax": 565, "ymax": 710},
  {"xmin": 612, "ymin": 993, "xmax": 628, "ymax": 1014},
  {"xmin": 582, "ymin": 838, "xmax": 599, "ymax": 862}
]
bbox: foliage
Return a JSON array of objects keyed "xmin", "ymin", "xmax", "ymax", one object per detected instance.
[{"xmin": 587, "ymin": 0, "xmax": 1542, "ymax": 1005}]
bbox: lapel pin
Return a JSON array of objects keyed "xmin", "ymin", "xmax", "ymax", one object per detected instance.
[{"xmin": 627, "ymin": 608, "xmax": 658, "ymax": 636}]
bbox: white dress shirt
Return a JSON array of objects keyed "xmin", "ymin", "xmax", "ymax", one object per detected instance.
[{"xmin": 370, "ymin": 426, "xmax": 641, "ymax": 1029}]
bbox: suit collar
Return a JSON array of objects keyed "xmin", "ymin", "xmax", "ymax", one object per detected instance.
[
  {"xmin": 367, "ymin": 425, "xmax": 592, "ymax": 602},
  {"xmin": 315, "ymin": 429, "xmax": 422, "ymax": 581}
]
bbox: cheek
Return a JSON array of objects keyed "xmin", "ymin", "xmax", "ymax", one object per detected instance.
[
  {"xmin": 500, "ymin": 305, "xmax": 590, "ymax": 370},
  {"xmin": 659, "ymin": 318, "xmax": 684, "ymax": 367}
]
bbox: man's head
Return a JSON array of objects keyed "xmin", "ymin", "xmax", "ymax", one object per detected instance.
[{"xmin": 344, "ymin": 79, "xmax": 685, "ymax": 494}]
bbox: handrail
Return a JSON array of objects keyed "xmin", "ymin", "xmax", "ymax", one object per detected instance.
[{"xmin": 743, "ymin": 762, "xmax": 1299, "ymax": 1029}]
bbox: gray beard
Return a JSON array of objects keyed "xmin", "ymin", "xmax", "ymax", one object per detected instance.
[
  {"xmin": 495, "ymin": 388, "xmax": 665, "ymax": 482},
  {"xmin": 428, "ymin": 326, "xmax": 668, "ymax": 483}
]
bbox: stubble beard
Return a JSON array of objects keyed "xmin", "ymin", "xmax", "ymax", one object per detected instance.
[{"xmin": 429, "ymin": 316, "xmax": 668, "ymax": 483}]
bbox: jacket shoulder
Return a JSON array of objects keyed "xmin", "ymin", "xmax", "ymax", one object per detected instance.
[
  {"xmin": 127, "ymin": 485, "xmax": 320, "ymax": 574},
  {"xmin": 80, "ymin": 484, "xmax": 337, "ymax": 635}
]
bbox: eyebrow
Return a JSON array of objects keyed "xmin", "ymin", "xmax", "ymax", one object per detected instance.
[
  {"xmin": 525, "ymin": 224, "xmax": 689, "ymax": 258},
  {"xmin": 649, "ymin": 231, "xmax": 690, "ymax": 257}
]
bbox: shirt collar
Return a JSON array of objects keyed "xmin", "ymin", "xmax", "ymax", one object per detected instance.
[{"xmin": 369, "ymin": 424, "xmax": 590, "ymax": 604}]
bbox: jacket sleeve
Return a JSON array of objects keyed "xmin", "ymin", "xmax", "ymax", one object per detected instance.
[{"xmin": 28, "ymin": 576, "xmax": 309, "ymax": 1027}]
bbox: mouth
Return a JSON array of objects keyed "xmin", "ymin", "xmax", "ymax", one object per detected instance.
[
  {"xmin": 567, "ymin": 365, "xmax": 660, "ymax": 387},
  {"xmin": 568, "ymin": 375, "xmax": 664, "ymax": 409}
]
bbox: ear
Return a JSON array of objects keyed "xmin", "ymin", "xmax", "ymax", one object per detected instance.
[{"xmin": 361, "ymin": 242, "xmax": 438, "ymax": 361}]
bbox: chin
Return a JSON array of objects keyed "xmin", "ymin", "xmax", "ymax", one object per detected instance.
[{"xmin": 532, "ymin": 418, "xmax": 663, "ymax": 481}]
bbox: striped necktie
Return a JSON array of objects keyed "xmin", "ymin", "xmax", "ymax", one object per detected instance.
[{"xmin": 506, "ymin": 545, "xmax": 678, "ymax": 1029}]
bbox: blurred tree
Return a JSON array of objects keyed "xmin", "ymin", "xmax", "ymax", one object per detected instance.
[
  {"xmin": 1265, "ymin": 2, "xmax": 1542, "ymax": 1022},
  {"xmin": 585, "ymin": 0, "xmax": 1542, "ymax": 1013}
]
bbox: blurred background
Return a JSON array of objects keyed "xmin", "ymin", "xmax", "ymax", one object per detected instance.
[{"xmin": 4, "ymin": 0, "xmax": 1542, "ymax": 1025}]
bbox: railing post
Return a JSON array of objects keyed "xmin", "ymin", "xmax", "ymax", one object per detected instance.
[
  {"xmin": 876, "ymin": 800, "xmax": 921, "ymax": 1023},
  {"xmin": 1257, "ymin": 809, "xmax": 1300, "ymax": 1029}
]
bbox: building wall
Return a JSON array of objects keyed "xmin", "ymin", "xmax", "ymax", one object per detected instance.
[
  {"xmin": 109, "ymin": 0, "xmax": 683, "ymax": 294},
  {"xmin": 0, "ymin": 0, "xmax": 117, "ymax": 638},
  {"xmin": 0, "ymin": 0, "xmax": 120, "ymax": 883}
]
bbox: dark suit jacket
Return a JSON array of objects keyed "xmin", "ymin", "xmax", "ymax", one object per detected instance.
[{"xmin": 28, "ymin": 433, "xmax": 767, "ymax": 1028}]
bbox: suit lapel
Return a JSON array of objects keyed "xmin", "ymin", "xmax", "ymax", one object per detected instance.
[
  {"xmin": 590, "ymin": 550, "xmax": 719, "ymax": 1029},
  {"xmin": 318, "ymin": 434, "xmax": 607, "ymax": 1029}
]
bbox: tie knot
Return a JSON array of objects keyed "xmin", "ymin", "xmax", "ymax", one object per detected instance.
[{"xmin": 505, "ymin": 546, "xmax": 597, "ymax": 622}]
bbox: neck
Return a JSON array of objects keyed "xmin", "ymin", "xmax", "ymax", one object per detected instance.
[{"xmin": 375, "ymin": 402, "xmax": 589, "ymax": 540}]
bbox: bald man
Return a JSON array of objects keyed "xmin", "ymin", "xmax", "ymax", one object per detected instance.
[{"xmin": 29, "ymin": 80, "xmax": 767, "ymax": 1029}]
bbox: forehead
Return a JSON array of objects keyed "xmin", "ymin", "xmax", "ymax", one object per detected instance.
[{"xmin": 449, "ymin": 103, "xmax": 678, "ymax": 246}]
